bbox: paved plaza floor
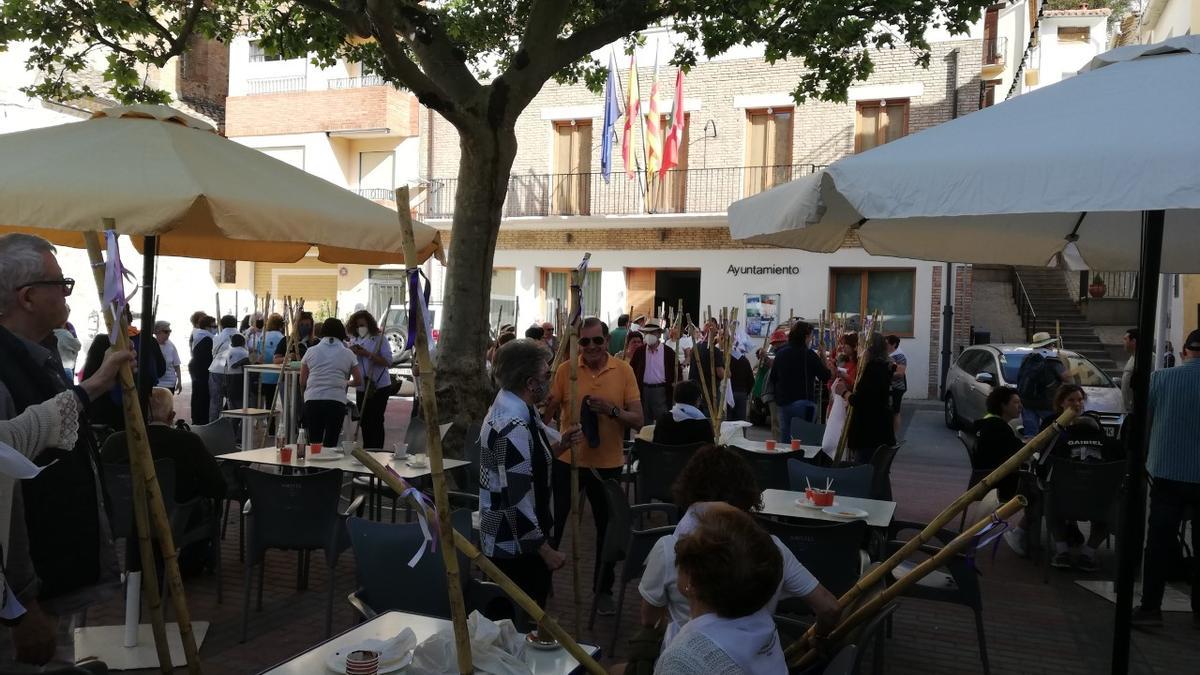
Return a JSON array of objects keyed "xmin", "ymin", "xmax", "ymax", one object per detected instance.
[{"xmin": 79, "ymin": 391, "xmax": 1196, "ymax": 673}]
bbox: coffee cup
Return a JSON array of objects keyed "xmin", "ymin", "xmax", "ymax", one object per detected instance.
[
  {"xmin": 408, "ymin": 453, "xmax": 428, "ymax": 467},
  {"xmin": 341, "ymin": 439, "xmax": 356, "ymax": 455},
  {"xmin": 345, "ymin": 649, "xmax": 380, "ymax": 675},
  {"xmin": 392, "ymin": 442, "xmax": 407, "ymax": 460}
]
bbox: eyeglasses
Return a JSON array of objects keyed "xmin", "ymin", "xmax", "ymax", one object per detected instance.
[
  {"xmin": 578, "ymin": 336, "xmax": 605, "ymax": 347},
  {"xmin": 19, "ymin": 278, "xmax": 75, "ymax": 296}
]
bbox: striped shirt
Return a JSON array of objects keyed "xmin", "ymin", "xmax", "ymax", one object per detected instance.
[{"xmin": 1146, "ymin": 357, "xmax": 1200, "ymax": 483}]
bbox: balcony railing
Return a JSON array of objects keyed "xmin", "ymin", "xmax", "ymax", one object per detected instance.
[
  {"xmin": 358, "ymin": 188, "xmax": 396, "ymax": 201},
  {"xmin": 983, "ymin": 36, "xmax": 1008, "ymax": 67},
  {"xmin": 415, "ymin": 164, "xmax": 822, "ymax": 220},
  {"xmin": 1079, "ymin": 271, "xmax": 1139, "ymax": 300},
  {"xmin": 328, "ymin": 75, "xmax": 387, "ymax": 89},
  {"xmin": 246, "ymin": 76, "xmax": 306, "ymax": 95}
]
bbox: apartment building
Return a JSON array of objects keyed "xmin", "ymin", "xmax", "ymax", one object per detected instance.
[
  {"xmin": 417, "ymin": 28, "xmax": 994, "ymax": 398},
  {"xmin": 222, "ymin": 36, "xmax": 424, "ymax": 320}
]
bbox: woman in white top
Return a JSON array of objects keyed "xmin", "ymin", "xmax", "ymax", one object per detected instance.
[
  {"xmin": 637, "ymin": 445, "xmax": 839, "ymax": 652},
  {"xmin": 655, "ymin": 505, "xmax": 786, "ymax": 675},
  {"xmin": 347, "ymin": 310, "xmax": 393, "ymax": 449},
  {"xmin": 300, "ymin": 318, "xmax": 362, "ymax": 447}
]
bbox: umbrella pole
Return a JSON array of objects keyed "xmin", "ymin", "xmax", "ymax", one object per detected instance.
[
  {"xmin": 1111, "ymin": 209, "xmax": 1164, "ymax": 675},
  {"xmin": 138, "ymin": 236, "xmax": 158, "ymax": 409},
  {"xmin": 394, "ymin": 187, "xmax": 473, "ymax": 675},
  {"xmin": 84, "ymin": 229, "xmax": 202, "ymax": 674}
]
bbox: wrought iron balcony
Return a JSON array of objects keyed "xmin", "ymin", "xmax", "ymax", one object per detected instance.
[
  {"xmin": 328, "ymin": 75, "xmax": 388, "ymax": 89},
  {"xmin": 983, "ymin": 36, "xmax": 1008, "ymax": 67},
  {"xmin": 414, "ymin": 164, "xmax": 822, "ymax": 220},
  {"xmin": 358, "ymin": 187, "xmax": 396, "ymax": 201}
]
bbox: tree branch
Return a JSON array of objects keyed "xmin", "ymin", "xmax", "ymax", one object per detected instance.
[
  {"xmin": 518, "ymin": 0, "xmax": 571, "ymax": 60},
  {"xmin": 294, "ymin": 0, "xmax": 372, "ymax": 37},
  {"xmin": 386, "ymin": 1, "xmax": 481, "ymax": 104}
]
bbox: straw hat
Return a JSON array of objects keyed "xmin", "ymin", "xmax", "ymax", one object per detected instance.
[{"xmin": 1029, "ymin": 331, "xmax": 1056, "ymax": 348}]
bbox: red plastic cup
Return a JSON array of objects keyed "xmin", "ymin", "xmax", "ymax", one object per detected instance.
[
  {"xmin": 812, "ymin": 490, "xmax": 836, "ymax": 507},
  {"xmin": 279, "ymin": 446, "xmax": 293, "ymax": 463},
  {"xmin": 311, "ymin": 442, "xmax": 323, "ymax": 455},
  {"xmin": 765, "ymin": 440, "xmax": 777, "ymax": 452},
  {"xmin": 790, "ymin": 439, "xmax": 801, "ymax": 451},
  {"xmin": 345, "ymin": 650, "xmax": 379, "ymax": 675}
]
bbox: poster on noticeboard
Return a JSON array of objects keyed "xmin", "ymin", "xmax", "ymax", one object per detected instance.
[{"xmin": 743, "ymin": 293, "xmax": 781, "ymax": 337}]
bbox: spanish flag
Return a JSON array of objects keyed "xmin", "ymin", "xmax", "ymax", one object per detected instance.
[
  {"xmin": 645, "ymin": 62, "xmax": 663, "ymax": 178},
  {"xmin": 621, "ymin": 53, "xmax": 641, "ymax": 180}
]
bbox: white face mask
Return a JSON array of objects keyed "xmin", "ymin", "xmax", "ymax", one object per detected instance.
[
  {"xmin": 645, "ymin": 334, "xmax": 660, "ymax": 347},
  {"xmin": 357, "ymin": 326, "xmax": 368, "ymax": 338}
]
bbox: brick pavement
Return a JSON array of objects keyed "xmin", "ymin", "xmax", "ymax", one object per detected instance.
[{"xmin": 85, "ymin": 394, "xmax": 1195, "ymax": 673}]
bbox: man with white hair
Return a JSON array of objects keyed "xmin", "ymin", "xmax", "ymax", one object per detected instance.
[{"xmin": 0, "ymin": 233, "xmax": 119, "ymax": 666}]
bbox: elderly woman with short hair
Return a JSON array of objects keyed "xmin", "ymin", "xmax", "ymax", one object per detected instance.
[{"xmin": 479, "ymin": 338, "xmax": 581, "ymax": 615}]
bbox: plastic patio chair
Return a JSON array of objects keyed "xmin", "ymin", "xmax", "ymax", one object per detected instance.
[
  {"xmin": 956, "ymin": 431, "xmax": 993, "ymax": 530},
  {"xmin": 787, "ymin": 460, "xmax": 874, "ymax": 499},
  {"xmin": 632, "ymin": 439, "xmax": 706, "ymax": 505},
  {"xmin": 790, "ymin": 418, "xmax": 827, "ymax": 446},
  {"xmin": 588, "ymin": 479, "xmax": 678, "ymax": 653},
  {"xmin": 190, "ymin": 417, "xmax": 250, "ymax": 552},
  {"xmin": 737, "ymin": 446, "xmax": 794, "ymax": 491},
  {"xmin": 1039, "ymin": 457, "xmax": 1125, "ymax": 582},
  {"xmin": 239, "ymin": 467, "xmax": 364, "ymax": 641},
  {"xmin": 868, "ymin": 443, "xmax": 902, "ymax": 501},
  {"xmin": 843, "ymin": 601, "xmax": 898, "ymax": 675},
  {"xmin": 345, "ymin": 509, "xmax": 508, "ymax": 621},
  {"xmin": 758, "ymin": 516, "xmax": 869, "ymax": 598},
  {"xmin": 887, "ymin": 520, "xmax": 990, "ymax": 674}
]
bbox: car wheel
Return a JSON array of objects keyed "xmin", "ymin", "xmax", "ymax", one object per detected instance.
[{"xmin": 944, "ymin": 395, "xmax": 961, "ymax": 430}]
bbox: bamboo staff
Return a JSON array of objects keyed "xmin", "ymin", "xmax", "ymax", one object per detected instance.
[
  {"xmin": 395, "ymin": 187, "xmax": 472, "ymax": 674},
  {"xmin": 562, "ymin": 253, "xmax": 590, "ymax": 633},
  {"xmin": 84, "ymin": 228, "xmax": 202, "ymax": 674},
  {"xmin": 833, "ymin": 309, "xmax": 881, "ymax": 464},
  {"xmin": 790, "ymin": 496, "xmax": 1027, "ymax": 669},
  {"xmin": 350, "ymin": 451, "xmax": 605, "ymax": 674},
  {"xmin": 672, "ymin": 299, "xmax": 684, "ymax": 383},
  {"xmin": 214, "ymin": 292, "xmax": 220, "ymax": 321},
  {"xmin": 689, "ymin": 325, "xmax": 718, "ymax": 433},
  {"xmin": 785, "ymin": 408, "xmax": 1075, "ymax": 661},
  {"xmin": 268, "ymin": 297, "xmax": 304, "ymax": 440},
  {"xmin": 713, "ymin": 308, "xmax": 739, "ymax": 429}
]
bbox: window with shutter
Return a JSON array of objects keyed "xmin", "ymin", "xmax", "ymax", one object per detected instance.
[
  {"xmin": 551, "ymin": 120, "xmax": 592, "ymax": 215},
  {"xmin": 855, "ymin": 100, "xmax": 909, "ymax": 153},
  {"xmin": 744, "ymin": 108, "xmax": 793, "ymax": 197},
  {"xmin": 829, "ymin": 268, "xmax": 916, "ymax": 336}
]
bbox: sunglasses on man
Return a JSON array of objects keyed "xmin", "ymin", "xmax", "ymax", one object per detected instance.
[
  {"xmin": 577, "ymin": 336, "xmax": 605, "ymax": 347},
  {"xmin": 18, "ymin": 278, "xmax": 75, "ymax": 296}
]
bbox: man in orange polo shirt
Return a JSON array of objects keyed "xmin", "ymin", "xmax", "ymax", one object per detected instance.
[{"xmin": 544, "ymin": 316, "xmax": 642, "ymax": 615}]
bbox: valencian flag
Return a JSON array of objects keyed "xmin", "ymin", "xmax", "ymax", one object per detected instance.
[
  {"xmin": 644, "ymin": 59, "xmax": 663, "ymax": 177},
  {"xmin": 621, "ymin": 53, "xmax": 642, "ymax": 179},
  {"xmin": 661, "ymin": 69, "xmax": 685, "ymax": 177},
  {"xmin": 600, "ymin": 53, "xmax": 620, "ymax": 183}
]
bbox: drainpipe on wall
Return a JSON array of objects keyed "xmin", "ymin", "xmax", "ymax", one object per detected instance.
[{"xmin": 940, "ymin": 48, "xmax": 960, "ymax": 397}]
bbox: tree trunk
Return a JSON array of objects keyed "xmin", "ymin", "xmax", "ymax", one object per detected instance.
[{"xmin": 434, "ymin": 125, "xmax": 517, "ymax": 457}]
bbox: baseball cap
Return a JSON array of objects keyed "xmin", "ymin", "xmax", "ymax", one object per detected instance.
[
  {"xmin": 1184, "ymin": 329, "xmax": 1200, "ymax": 352},
  {"xmin": 769, "ymin": 329, "xmax": 788, "ymax": 345}
]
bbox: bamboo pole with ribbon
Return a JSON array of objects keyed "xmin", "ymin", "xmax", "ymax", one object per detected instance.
[
  {"xmin": 784, "ymin": 408, "xmax": 1074, "ymax": 662},
  {"xmin": 713, "ymin": 307, "xmax": 739, "ymax": 429},
  {"xmin": 394, "ymin": 188, "xmax": 472, "ymax": 674},
  {"xmin": 689, "ymin": 324, "xmax": 718, "ymax": 435},
  {"xmin": 672, "ymin": 299, "xmax": 685, "ymax": 383},
  {"xmin": 790, "ymin": 496, "xmax": 1027, "ymax": 669},
  {"xmin": 563, "ymin": 253, "xmax": 590, "ymax": 633},
  {"xmin": 84, "ymin": 228, "xmax": 202, "ymax": 674},
  {"xmin": 350, "ymin": 451, "xmax": 605, "ymax": 673}
]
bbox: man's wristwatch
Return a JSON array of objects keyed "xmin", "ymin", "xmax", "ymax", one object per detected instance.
[{"xmin": 610, "ymin": 405, "xmax": 620, "ymax": 418}]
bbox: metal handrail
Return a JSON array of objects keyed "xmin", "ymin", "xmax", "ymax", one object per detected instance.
[{"xmin": 1011, "ymin": 269, "xmax": 1037, "ymax": 343}]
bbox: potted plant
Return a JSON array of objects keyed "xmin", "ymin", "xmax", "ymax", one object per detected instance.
[{"xmin": 1088, "ymin": 274, "xmax": 1107, "ymax": 298}]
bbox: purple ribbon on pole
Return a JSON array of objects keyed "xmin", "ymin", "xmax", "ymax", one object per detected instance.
[
  {"xmin": 386, "ymin": 465, "xmax": 438, "ymax": 567},
  {"xmin": 569, "ymin": 254, "xmax": 589, "ymax": 325},
  {"xmin": 966, "ymin": 511, "xmax": 1011, "ymax": 571},
  {"xmin": 404, "ymin": 267, "xmax": 435, "ymax": 356},
  {"xmin": 101, "ymin": 230, "xmax": 137, "ymax": 343}
]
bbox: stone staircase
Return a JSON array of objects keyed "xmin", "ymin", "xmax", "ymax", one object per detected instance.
[{"xmin": 1012, "ymin": 266, "xmax": 1121, "ymax": 376}]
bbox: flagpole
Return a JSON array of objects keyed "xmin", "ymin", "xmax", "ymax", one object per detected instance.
[
  {"xmin": 612, "ymin": 51, "xmax": 650, "ymax": 207},
  {"xmin": 638, "ymin": 46, "xmax": 653, "ymax": 212}
]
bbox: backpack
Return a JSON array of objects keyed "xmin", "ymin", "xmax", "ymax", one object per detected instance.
[{"xmin": 1017, "ymin": 352, "xmax": 1053, "ymax": 406}]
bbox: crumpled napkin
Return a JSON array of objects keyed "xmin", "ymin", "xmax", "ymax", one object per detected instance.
[
  {"xmin": 358, "ymin": 627, "xmax": 418, "ymax": 665},
  {"xmin": 409, "ymin": 611, "xmax": 531, "ymax": 675}
]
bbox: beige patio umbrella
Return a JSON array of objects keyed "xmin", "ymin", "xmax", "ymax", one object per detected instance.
[
  {"xmin": 0, "ymin": 104, "xmax": 442, "ymax": 264},
  {"xmin": 0, "ymin": 104, "xmax": 442, "ymax": 673}
]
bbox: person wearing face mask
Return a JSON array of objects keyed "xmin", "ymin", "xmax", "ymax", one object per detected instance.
[
  {"xmin": 629, "ymin": 322, "xmax": 676, "ymax": 425},
  {"xmin": 189, "ymin": 314, "xmax": 216, "ymax": 424},
  {"xmin": 273, "ymin": 311, "xmax": 318, "ymax": 363},
  {"xmin": 480, "ymin": 339, "xmax": 582, "ymax": 625},
  {"xmin": 346, "ymin": 310, "xmax": 393, "ymax": 449}
]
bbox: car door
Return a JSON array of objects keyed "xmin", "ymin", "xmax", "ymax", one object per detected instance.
[
  {"xmin": 949, "ymin": 350, "xmax": 983, "ymax": 410},
  {"xmin": 963, "ymin": 350, "xmax": 1001, "ymax": 422}
]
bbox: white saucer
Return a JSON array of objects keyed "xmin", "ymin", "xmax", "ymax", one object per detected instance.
[
  {"xmin": 795, "ymin": 498, "xmax": 838, "ymax": 509},
  {"xmin": 307, "ymin": 452, "xmax": 344, "ymax": 462},
  {"xmin": 822, "ymin": 506, "xmax": 869, "ymax": 519}
]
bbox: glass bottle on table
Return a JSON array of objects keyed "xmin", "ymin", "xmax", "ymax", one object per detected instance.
[{"xmin": 296, "ymin": 426, "xmax": 308, "ymax": 462}]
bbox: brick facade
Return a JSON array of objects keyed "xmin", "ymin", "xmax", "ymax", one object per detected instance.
[
  {"xmin": 423, "ymin": 39, "xmax": 982, "ymax": 181},
  {"xmin": 926, "ymin": 263, "xmax": 975, "ymax": 397},
  {"xmin": 177, "ymin": 36, "xmax": 229, "ymax": 113},
  {"xmin": 227, "ymin": 86, "xmax": 419, "ymax": 137},
  {"xmin": 496, "ymin": 226, "xmax": 767, "ymax": 250}
]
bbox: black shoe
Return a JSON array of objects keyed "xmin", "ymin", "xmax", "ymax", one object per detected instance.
[
  {"xmin": 1050, "ymin": 552, "xmax": 1073, "ymax": 569},
  {"xmin": 1130, "ymin": 606, "xmax": 1163, "ymax": 628},
  {"xmin": 594, "ymin": 593, "xmax": 616, "ymax": 616},
  {"xmin": 1074, "ymin": 553, "xmax": 1099, "ymax": 573}
]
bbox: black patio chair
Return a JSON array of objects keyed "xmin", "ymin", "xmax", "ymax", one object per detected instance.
[
  {"xmin": 790, "ymin": 418, "xmax": 827, "ymax": 446},
  {"xmin": 1039, "ymin": 457, "xmax": 1125, "ymax": 582},
  {"xmin": 239, "ymin": 467, "xmax": 363, "ymax": 641},
  {"xmin": 868, "ymin": 443, "xmax": 902, "ymax": 501},
  {"xmin": 737, "ymin": 446, "xmax": 795, "ymax": 491},
  {"xmin": 632, "ymin": 439, "xmax": 705, "ymax": 505},
  {"xmin": 787, "ymin": 460, "xmax": 874, "ymax": 499},
  {"xmin": 588, "ymin": 479, "xmax": 678, "ymax": 653},
  {"xmin": 758, "ymin": 516, "xmax": 868, "ymax": 598}
]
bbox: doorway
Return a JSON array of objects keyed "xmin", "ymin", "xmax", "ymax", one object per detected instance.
[{"xmin": 655, "ymin": 269, "xmax": 701, "ymax": 326}]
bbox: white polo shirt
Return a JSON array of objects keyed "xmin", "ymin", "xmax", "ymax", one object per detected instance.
[{"xmin": 301, "ymin": 337, "xmax": 357, "ymax": 402}]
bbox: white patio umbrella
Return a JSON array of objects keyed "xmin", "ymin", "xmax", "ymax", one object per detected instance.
[
  {"xmin": 729, "ymin": 36, "xmax": 1200, "ymax": 273},
  {"xmin": 728, "ymin": 35, "xmax": 1200, "ymax": 675}
]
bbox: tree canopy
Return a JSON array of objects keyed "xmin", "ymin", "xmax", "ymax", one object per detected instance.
[{"xmin": 3, "ymin": 1, "xmax": 989, "ymax": 119}]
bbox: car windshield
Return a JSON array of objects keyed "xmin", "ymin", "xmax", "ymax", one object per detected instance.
[{"xmin": 999, "ymin": 352, "xmax": 1113, "ymax": 388}]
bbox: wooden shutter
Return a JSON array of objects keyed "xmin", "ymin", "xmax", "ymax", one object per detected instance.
[
  {"xmin": 626, "ymin": 268, "xmax": 656, "ymax": 320},
  {"xmin": 551, "ymin": 121, "xmax": 592, "ymax": 215},
  {"xmin": 745, "ymin": 109, "xmax": 793, "ymax": 196}
]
